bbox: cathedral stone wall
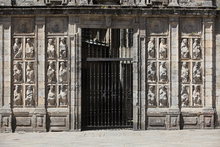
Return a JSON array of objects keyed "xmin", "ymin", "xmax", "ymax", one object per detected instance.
[{"xmin": 0, "ymin": 0, "xmax": 219, "ymax": 132}]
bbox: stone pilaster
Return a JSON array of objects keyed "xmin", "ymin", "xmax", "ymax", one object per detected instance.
[
  {"xmin": 69, "ymin": 16, "xmax": 81, "ymax": 131},
  {"xmin": 0, "ymin": 17, "xmax": 12, "ymax": 132},
  {"xmin": 132, "ymin": 23, "xmax": 139, "ymax": 130},
  {"xmin": 35, "ymin": 16, "xmax": 47, "ymax": 132},
  {"xmin": 168, "ymin": 17, "xmax": 180, "ymax": 129},
  {"xmin": 202, "ymin": 17, "xmax": 215, "ymax": 129},
  {"xmin": 215, "ymin": 15, "xmax": 220, "ymax": 129},
  {"xmin": 139, "ymin": 17, "xmax": 146, "ymax": 130},
  {"xmin": 168, "ymin": 0, "xmax": 179, "ymax": 7}
]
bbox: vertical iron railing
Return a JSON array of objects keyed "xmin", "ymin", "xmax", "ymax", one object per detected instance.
[{"xmin": 82, "ymin": 28, "xmax": 133, "ymax": 129}]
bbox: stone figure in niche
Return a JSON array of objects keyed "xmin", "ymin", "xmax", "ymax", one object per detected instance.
[
  {"xmin": 58, "ymin": 85, "xmax": 68, "ymax": 106},
  {"xmin": 159, "ymin": 38, "xmax": 168, "ymax": 59},
  {"xmin": 59, "ymin": 62, "xmax": 67, "ymax": 83},
  {"xmin": 25, "ymin": 85, "xmax": 34, "ymax": 106},
  {"xmin": 193, "ymin": 62, "xmax": 202, "ymax": 83},
  {"xmin": 26, "ymin": 62, "xmax": 35, "ymax": 83},
  {"xmin": 159, "ymin": 62, "xmax": 168, "ymax": 82},
  {"xmin": 147, "ymin": 62, "xmax": 156, "ymax": 82},
  {"xmin": 192, "ymin": 38, "xmax": 201, "ymax": 59},
  {"xmin": 159, "ymin": 86, "xmax": 168, "ymax": 107},
  {"xmin": 181, "ymin": 39, "xmax": 189, "ymax": 58},
  {"xmin": 47, "ymin": 39, "xmax": 56, "ymax": 58},
  {"xmin": 148, "ymin": 86, "xmax": 156, "ymax": 106},
  {"xmin": 47, "ymin": 61, "xmax": 56, "ymax": 83},
  {"xmin": 26, "ymin": 38, "xmax": 34, "ymax": 58},
  {"xmin": 13, "ymin": 62, "xmax": 22, "ymax": 83},
  {"xmin": 147, "ymin": 38, "xmax": 155, "ymax": 58},
  {"xmin": 14, "ymin": 85, "xmax": 22, "ymax": 106},
  {"xmin": 192, "ymin": 85, "xmax": 202, "ymax": 106},
  {"xmin": 181, "ymin": 86, "xmax": 189, "ymax": 107},
  {"xmin": 181, "ymin": 62, "xmax": 189, "ymax": 83},
  {"xmin": 59, "ymin": 38, "xmax": 67, "ymax": 59},
  {"xmin": 48, "ymin": 86, "xmax": 56, "ymax": 106},
  {"xmin": 13, "ymin": 38, "xmax": 22, "ymax": 58}
]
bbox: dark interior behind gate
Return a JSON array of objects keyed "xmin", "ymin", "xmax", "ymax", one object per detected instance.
[{"xmin": 81, "ymin": 28, "xmax": 133, "ymax": 129}]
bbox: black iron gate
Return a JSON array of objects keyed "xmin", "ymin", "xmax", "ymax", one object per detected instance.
[{"xmin": 82, "ymin": 28, "xmax": 133, "ymax": 129}]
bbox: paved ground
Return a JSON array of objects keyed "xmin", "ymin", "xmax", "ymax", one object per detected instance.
[{"xmin": 0, "ymin": 129, "xmax": 220, "ymax": 147}]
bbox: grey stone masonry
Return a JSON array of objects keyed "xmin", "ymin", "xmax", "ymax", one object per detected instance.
[{"xmin": 0, "ymin": 0, "xmax": 219, "ymax": 132}]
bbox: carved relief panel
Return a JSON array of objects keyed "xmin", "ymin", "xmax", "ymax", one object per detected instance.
[
  {"xmin": 180, "ymin": 18, "xmax": 203, "ymax": 107},
  {"xmin": 46, "ymin": 37, "xmax": 69, "ymax": 107},
  {"xmin": 46, "ymin": 17, "xmax": 69, "ymax": 108},
  {"xmin": 146, "ymin": 18, "xmax": 170, "ymax": 108},
  {"xmin": 12, "ymin": 18, "xmax": 37, "ymax": 107}
]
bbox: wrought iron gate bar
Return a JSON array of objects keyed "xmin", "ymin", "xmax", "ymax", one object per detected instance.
[
  {"xmin": 82, "ymin": 28, "xmax": 133, "ymax": 129},
  {"xmin": 86, "ymin": 58, "xmax": 133, "ymax": 61}
]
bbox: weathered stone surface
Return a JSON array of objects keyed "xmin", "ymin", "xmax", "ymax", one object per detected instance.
[{"xmin": 0, "ymin": 0, "xmax": 219, "ymax": 132}]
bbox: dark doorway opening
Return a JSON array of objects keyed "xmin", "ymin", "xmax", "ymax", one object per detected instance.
[{"xmin": 81, "ymin": 28, "xmax": 133, "ymax": 129}]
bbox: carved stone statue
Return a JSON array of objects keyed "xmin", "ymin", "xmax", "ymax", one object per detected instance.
[
  {"xmin": 25, "ymin": 85, "xmax": 34, "ymax": 106},
  {"xmin": 181, "ymin": 62, "xmax": 189, "ymax": 83},
  {"xmin": 47, "ymin": 61, "xmax": 56, "ymax": 83},
  {"xmin": 159, "ymin": 86, "xmax": 168, "ymax": 107},
  {"xmin": 48, "ymin": 86, "xmax": 56, "ymax": 106},
  {"xmin": 192, "ymin": 85, "xmax": 202, "ymax": 106},
  {"xmin": 181, "ymin": 39, "xmax": 189, "ymax": 58},
  {"xmin": 147, "ymin": 62, "xmax": 156, "ymax": 82},
  {"xmin": 47, "ymin": 39, "xmax": 55, "ymax": 58},
  {"xmin": 13, "ymin": 62, "xmax": 22, "ymax": 83},
  {"xmin": 26, "ymin": 38, "xmax": 34, "ymax": 58},
  {"xmin": 193, "ymin": 62, "xmax": 202, "ymax": 83},
  {"xmin": 60, "ymin": 38, "xmax": 67, "ymax": 59},
  {"xmin": 192, "ymin": 38, "xmax": 201, "ymax": 59},
  {"xmin": 58, "ymin": 85, "xmax": 68, "ymax": 106},
  {"xmin": 159, "ymin": 38, "xmax": 167, "ymax": 59},
  {"xmin": 181, "ymin": 86, "xmax": 189, "ymax": 107},
  {"xmin": 159, "ymin": 62, "xmax": 168, "ymax": 82},
  {"xmin": 59, "ymin": 62, "xmax": 67, "ymax": 83},
  {"xmin": 148, "ymin": 86, "xmax": 156, "ymax": 106},
  {"xmin": 26, "ymin": 62, "xmax": 35, "ymax": 83},
  {"xmin": 13, "ymin": 38, "xmax": 22, "ymax": 58},
  {"xmin": 147, "ymin": 38, "xmax": 155, "ymax": 58},
  {"xmin": 14, "ymin": 85, "xmax": 22, "ymax": 106}
]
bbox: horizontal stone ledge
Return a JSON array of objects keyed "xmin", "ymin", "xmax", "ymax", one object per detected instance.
[{"xmin": 0, "ymin": 7, "xmax": 217, "ymax": 16}]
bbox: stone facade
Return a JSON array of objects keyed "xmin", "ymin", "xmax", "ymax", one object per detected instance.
[{"xmin": 0, "ymin": 0, "xmax": 219, "ymax": 132}]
